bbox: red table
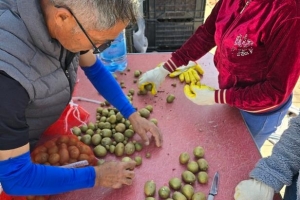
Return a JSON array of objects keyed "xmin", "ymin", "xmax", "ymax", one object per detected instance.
[{"xmin": 50, "ymin": 53, "xmax": 281, "ymax": 200}]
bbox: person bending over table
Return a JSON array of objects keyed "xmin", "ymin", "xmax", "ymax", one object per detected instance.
[{"xmin": 0, "ymin": 0, "xmax": 162, "ymax": 196}]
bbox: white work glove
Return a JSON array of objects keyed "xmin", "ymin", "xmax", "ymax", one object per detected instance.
[
  {"xmin": 234, "ymin": 179, "xmax": 274, "ymax": 200},
  {"xmin": 169, "ymin": 61, "xmax": 204, "ymax": 84},
  {"xmin": 184, "ymin": 82, "xmax": 215, "ymax": 105},
  {"xmin": 138, "ymin": 63, "xmax": 170, "ymax": 95}
]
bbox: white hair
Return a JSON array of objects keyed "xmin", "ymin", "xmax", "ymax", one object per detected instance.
[{"xmin": 50, "ymin": 0, "xmax": 140, "ymax": 30}]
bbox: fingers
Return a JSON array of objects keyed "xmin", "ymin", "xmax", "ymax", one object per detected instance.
[
  {"xmin": 112, "ymin": 183, "xmax": 123, "ymax": 189},
  {"xmin": 188, "ymin": 70, "xmax": 196, "ymax": 83},
  {"xmin": 128, "ymin": 113, "xmax": 162, "ymax": 147},
  {"xmin": 122, "ymin": 177, "xmax": 134, "ymax": 186},
  {"xmin": 184, "ymin": 84, "xmax": 195, "ymax": 98},
  {"xmin": 138, "ymin": 76, "xmax": 147, "ymax": 90},
  {"xmin": 179, "ymin": 73, "xmax": 185, "ymax": 82},
  {"xmin": 190, "ymin": 81, "xmax": 197, "ymax": 88},
  {"xmin": 137, "ymin": 121, "xmax": 162, "ymax": 147},
  {"xmin": 195, "ymin": 64, "xmax": 205, "ymax": 75},
  {"xmin": 137, "ymin": 129, "xmax": 150, "ymax": 146},
  {"xmin": 150, "ymin": 85, "xmax": 157, "ymax": 95},
  {"xmin": 138, "ymin": 84, "xmax": 145, "ymax": 91},
  {"xmin": 98, "ymin": 161, "xmax": 136, "ymax": 189},
  {"xmin": 123, "ymin": 160, "xmax": 136, "ymax": 171},
  {"xmin": 125, "ymin": 170, "xmax": 135, "ymax": 180},
  {"xmin": 138, "ymin": 74, "xmax": 150, "ymax": 91},
  {"xmin": 183, "ymin": 71, "xmax": 190, "ymax": 84},
  {"xmin": 169, "ymin": 70, "xmax": 182, "ymax": 77},
  {"xmin": 191, "ymin": 69, "xmax": 201, "ymax": 81},
  {"xmin": 118, "ymin": 162, "xmax": 136, "ymax": 185},
  {"xmin": 149, "ymin": 124, "xmax": 163, "ymax": 147}
]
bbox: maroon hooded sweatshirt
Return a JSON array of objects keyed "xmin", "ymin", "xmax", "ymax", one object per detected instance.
[{"xmin": 164, "ymin": 0, "xmax": 300, "ymax": 113}]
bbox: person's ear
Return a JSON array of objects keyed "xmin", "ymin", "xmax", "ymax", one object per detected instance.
[{"xmin": 54, "ymin": 8, "xmax": 73, "ymax": 27}]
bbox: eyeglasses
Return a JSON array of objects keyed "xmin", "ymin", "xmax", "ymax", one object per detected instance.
[{"xmin": 55, "ymin": 5, "xmax": 113, "ymax": 54}]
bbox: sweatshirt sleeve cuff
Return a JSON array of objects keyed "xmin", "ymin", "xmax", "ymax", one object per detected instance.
[
  {"xmin": 250, "ymin": 160, "xmax": 286, "ymax": 193},
  {"xmin": 164, "ymin": 58, "xmax": 180, "ymax": 72},
  {"xmin": 214, "ymin": 89, "xmax": 227, "ymax": 104}
]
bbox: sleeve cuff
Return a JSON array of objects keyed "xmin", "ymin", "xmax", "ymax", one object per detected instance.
[
  {"xmin": 250, "ymin": 161, "xmax": 286, "ymax": 193},
  {"xmin": 164, "ymin": 58, "xmax": 179, "ymax": 72},
  {"xmin": 215, "ymin": 89, "xmax": 227, "ymax": 104}
]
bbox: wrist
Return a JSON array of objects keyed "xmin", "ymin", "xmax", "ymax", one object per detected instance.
[
  {"xmin": 79, "ymin": 50, "xmax": 96, "ymax": 67},
  {"xmin": 128, "ymin": 112, "xmax": 140, "ymax": 123},
  {"xmin": 207, "ymin": 90, "xmax": 216, "ymax": 105},
  {"xmin": 164, "ymin": 58, "xmax": 178, "ymax": 72},
  {"xmin": 93, "ymin": 166, "xmax": 101, "ymax": 187},
  {"xmin": 159, "ymin": 65, "xmax": 171, "ymax": 76}
]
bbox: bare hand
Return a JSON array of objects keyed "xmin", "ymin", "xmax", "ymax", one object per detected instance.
[
  {"xmin": 94, "ymin": 161, "xmax": 136, "ymax": 189},
  {"xmin": 128, "ymin": 112, "xmax": 163, "ymax": 147}
]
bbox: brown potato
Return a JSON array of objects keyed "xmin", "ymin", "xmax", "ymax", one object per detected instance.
[
  {"xmin": 48, "ymin": 153, "xmax": 60, "ymax": 165},
  {"xmin": 78, "ymin": 153, "xmax": 90, "ymax": 161},
  {"xmin": 68, "ymin": 136, "xmax": 78, "ymax": 146},
  {"xmin": 47, "ymin": 145, "xmax": 58, "ymax": 154},
  {"xmin": 43, "ymin": 139, "xmax": 57, "ymax": 148},
  {"xmin": 56, "ymin": 135, "xmax": 70, "ymax": 145},
  {"xmin": 58, "ymin": 148, "xmax": 70, "ymax": 165},
  {"xmin": 77, "ymin": 143, "xmax": 92, "ymax": 154},
  {"xmin": 68, "ymin": 145, "xmax": 80, "ymax": 159},
  {"xmin": 34, "ymin": 152, "xmax": 49, "ymax": 164},
  {"xmin": 31, "ymin": 145, "xmax": 47, "ymax": 157},
  {"xmin": 58, "ymin": 143, "xmax": 68, "ymax": 149}
]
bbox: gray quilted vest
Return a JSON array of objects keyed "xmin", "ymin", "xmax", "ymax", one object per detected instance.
[{"xmin": 0, "ymin": 0, "xmax": 79, "ymax": 149}]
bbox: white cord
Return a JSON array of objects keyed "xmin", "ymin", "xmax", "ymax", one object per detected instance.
[{"xmin": 72, "ymin": 96, "xmax": 102, "ymax": 104}]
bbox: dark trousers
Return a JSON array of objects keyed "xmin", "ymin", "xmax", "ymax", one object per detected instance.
[{"xmin": 283, "ymin": 173, "xmax": 298, "ymax": 200}]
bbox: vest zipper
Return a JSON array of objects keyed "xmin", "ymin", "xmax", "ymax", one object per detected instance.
[{"xmin": 59, "ymin": 48, "xmax": 75, "ymax": 103}]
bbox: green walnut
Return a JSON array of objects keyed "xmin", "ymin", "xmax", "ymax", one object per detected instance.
[
  {"xmin": 158, "ymin": 186, "xmax": 171, "ymax": 199},
  {"xmin": 179, "ymin": 152, "xmax": 190, "ymax": 165},
  {"xmin": 144, "ymin": 180, "xmax": 156, "ymax": 197},
  {"xmin": 192, "ymin": 192, "xmax": 206, "ymax": 200},
  {"xmin": 193, "ymin": 146, "xmax": 205, "ymax": 158},
  {"xmin": 169, "ymin": 177, "xmax": 182, "ymax": 190},
  {"xmin": 182, "ymin": 170, "xmax": 196, "ymax": 184}
]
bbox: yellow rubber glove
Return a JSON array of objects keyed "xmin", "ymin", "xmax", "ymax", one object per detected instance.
[
  {"xmin": 234, "ymin": 179, "xmax": 274, "ymax": 200},
  {"xmin": 184, "ymin": 82, "xmax": 215, "ymax": 105},
  {"xmin": 169, "ymin": 61, "xmax": 204, "ymax": 84},
  {"xmin": 138, "ymin": 63, "xmax": 170, "ymax": 95}
]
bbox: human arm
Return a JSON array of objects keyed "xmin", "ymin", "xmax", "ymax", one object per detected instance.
[
  {"xmin": 0, "ymin": 72, "xmax": 92, "ymax": 194},
  {"xmin": 163, "ymin": 0, "xmax": 221, "ymax": 71},
  {"xmin": 181, "ymin": 16, "xmax": 300, "ymax": 110},
  {"xmin": 1, "ymin": 147, "xmax": 136, "ymax": 195},
  {"xmin": 80, "ymin": 52, "xmax": 162, "ymax": 147},
  {"xmin": 0, "ymin": 72, "xmax": 136, "ymax": 195},
  {"xmin": 249, "ymin": 115, "xmax": 300, "ymax": 192},
  {"xmin": 220, "ymin": 17, "xmax": 300, "ymax": 112},
  {"xmin": 79, "ymin": 51, "xmax": 135, "ymax": 119},
  {"xmin": 137, "ymin": 1, "xmax": 221, "ymax": 93},
  {"xmin": 234, "ymin": 114, "xmax": 300, "ymax": 199}
]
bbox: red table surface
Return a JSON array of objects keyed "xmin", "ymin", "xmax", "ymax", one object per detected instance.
[{"xmin": 50, "ymin": 53, "xmax": 281, "ymax": 200}]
